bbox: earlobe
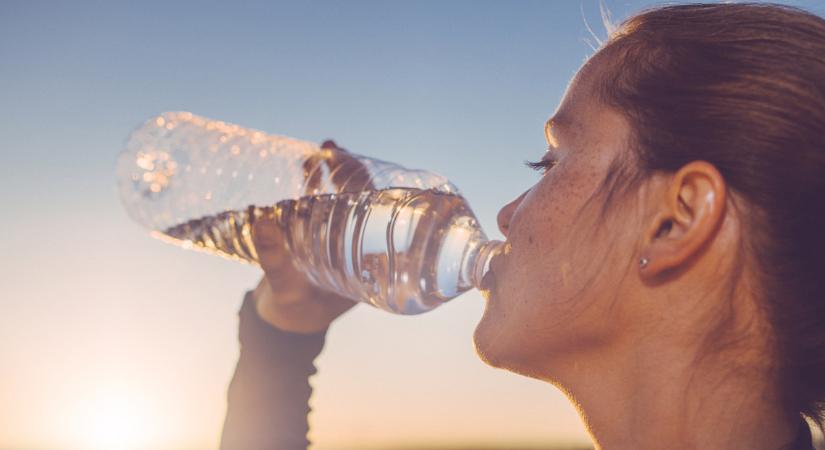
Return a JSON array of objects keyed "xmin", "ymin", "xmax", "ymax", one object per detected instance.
[{"xmin": 639, "ymin": 161, "xmax": 726, "ymax": 278}]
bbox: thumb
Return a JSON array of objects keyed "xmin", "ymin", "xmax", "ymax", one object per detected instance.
[{"xmin": 321, "ymin": 139, "xmax": 348, "ymax": 153}]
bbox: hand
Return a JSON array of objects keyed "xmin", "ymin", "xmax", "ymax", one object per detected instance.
[
  {"xmin": 251, "ymin": 217, "xmax": 356, "ymax": 334},
  {"xmin": 303, "ymin": 140, "xmax": 375, "ymax": 194},
  {"xmin": 251, "ymin": 140, "xmax": 365, "ymax": 333}
]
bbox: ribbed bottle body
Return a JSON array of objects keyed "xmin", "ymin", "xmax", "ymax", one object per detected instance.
[{"xmin": 118, "ymin": 112, "xmax": 502, "ymax": 314}]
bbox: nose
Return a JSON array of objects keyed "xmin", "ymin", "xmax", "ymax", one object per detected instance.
[{"xmin": 497, "ymin": 190, "xmax": 528, "ymax": 238}]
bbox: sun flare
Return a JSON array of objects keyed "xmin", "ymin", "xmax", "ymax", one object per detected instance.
[{"xmin": 73, "ymin": 384, "xmax": 159, "ymax": 450}]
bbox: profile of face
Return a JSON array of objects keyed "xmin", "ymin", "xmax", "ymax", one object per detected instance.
[
  {"xmin": 472, "ymin": 4, "xmax": 825, "ymax": 444},
  {"xmin": 474, "ymin": 54, "xmax": 648, "ymax": 380}
]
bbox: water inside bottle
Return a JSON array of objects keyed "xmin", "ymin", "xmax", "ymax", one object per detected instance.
[{"xmin": 158, "ymin": 188, "xmax": 490, "ymax": 313}]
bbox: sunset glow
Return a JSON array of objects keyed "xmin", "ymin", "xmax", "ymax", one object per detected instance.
[
  {"xmin": 6, "ymin": 1, "xmax": 824, "ymax": 449},
  {"xmin": 72, "ymin": 384, "xmax": 160, "ymax": 450}
]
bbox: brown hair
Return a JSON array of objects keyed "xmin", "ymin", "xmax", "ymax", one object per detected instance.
[{"xmin": 595, "ymin": 3, "xmax": 825, "ymax": 422}]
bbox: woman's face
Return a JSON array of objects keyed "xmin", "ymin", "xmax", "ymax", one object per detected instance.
[{"xmin": 474, "ymin": 60, "xmax": 644, "ymax": 378}]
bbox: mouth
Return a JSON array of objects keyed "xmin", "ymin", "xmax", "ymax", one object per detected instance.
[
  {"xmin": 480, "ymin": 269, "xmax": 496, "ymax": 294},
  {"xmin": 479, "ymin": 252, "xmax": 503, "ymax": 295}
]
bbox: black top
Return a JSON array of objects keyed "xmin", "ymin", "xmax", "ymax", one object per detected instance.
[
  {"xmin": 787, "ymin": 420, "xmax": 816, "ymax": 450},
  {"xmin": 220, "ymin": 291, "xmax": 326, "ymax": 450},
  {"xmin": 219, "ymin": 291, "xmax": 817, "ymax": 450}
]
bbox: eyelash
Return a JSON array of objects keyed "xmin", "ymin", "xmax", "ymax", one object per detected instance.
[{"xmin": 524, "ymin": 156, "xmax": 559, "ymax": 174}]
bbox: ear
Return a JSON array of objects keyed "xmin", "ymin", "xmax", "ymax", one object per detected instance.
[{"xmin": 640, "ymin": 161, "xmax": 726, "ymax": 278}]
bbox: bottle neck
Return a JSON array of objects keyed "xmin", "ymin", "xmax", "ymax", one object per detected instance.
[{"xmin": 466, "ymin": 239, "xmax": 506, "ymax": 290}]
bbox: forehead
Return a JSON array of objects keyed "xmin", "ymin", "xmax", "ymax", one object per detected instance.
[{"xmin": 545, "ymin": 55, "xmax": 611, "ymax": 146}]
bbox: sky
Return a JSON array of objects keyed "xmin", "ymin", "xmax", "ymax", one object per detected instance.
[{"xmin": 2, "ymin": 1, "xmax": 824, "ymax": 449}]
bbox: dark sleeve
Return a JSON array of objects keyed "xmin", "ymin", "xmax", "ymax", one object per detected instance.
[
  {"xmin": 787, "ymin": 419, "xmax": 815, "ymax": 450},
  {"xmin": 220, "ymin": 291, "xmax": 327, "ymax": 450}
]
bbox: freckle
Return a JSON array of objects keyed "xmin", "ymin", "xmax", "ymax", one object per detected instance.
[{"xmin": 528, "ymin": 236, "xmax": 534, "ymax": 244}]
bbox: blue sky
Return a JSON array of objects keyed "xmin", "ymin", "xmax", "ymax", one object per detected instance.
[{"xmin": 2, "ymin": 1, "xmax": 823, "ymax": 448}]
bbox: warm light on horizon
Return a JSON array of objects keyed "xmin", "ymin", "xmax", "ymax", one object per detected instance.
[
  {"xmin": 70, "ymin": 383, "xmax": 162, "ymax": 450},
  {"xmin": 15, "ymin": 0, "xmax": 801, "ymax": 447}
]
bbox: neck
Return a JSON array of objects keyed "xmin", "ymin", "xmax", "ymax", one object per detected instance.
[{"xmin": 551, "ymin": 339, "xmax": 799, "ymax": 450}]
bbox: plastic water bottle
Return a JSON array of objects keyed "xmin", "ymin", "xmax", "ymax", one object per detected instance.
[{"xmin": 116, "ymin": 112, "xmax": 504, "ymax": 314}]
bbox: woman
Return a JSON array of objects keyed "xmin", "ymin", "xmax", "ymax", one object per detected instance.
[{"xmin": 221, "ymin": 3, "xmax": 825, "ymax": 449}]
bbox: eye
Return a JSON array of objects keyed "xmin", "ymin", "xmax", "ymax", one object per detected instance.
[{"xmin": 524, "ymin": 156, "xmax": 559, "ymax": 175}]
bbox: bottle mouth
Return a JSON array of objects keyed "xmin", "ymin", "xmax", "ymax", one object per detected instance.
[{"xmin": 469, "ymin": 240, "xmax": 506, "ymax": 290}]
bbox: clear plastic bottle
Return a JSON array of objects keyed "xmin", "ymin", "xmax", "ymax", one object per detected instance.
[{"xmin": 117, "ymin": 111, "xmax": 503, "ymax": 314}]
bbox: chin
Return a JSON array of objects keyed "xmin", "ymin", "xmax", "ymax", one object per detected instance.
[
  {"xmin": 473, "ymin": 309, "xmax": 511, "ymax": 369},
  {"xmin": 473, "ymin": 325, "xmax": 551, "ymax": 381},
  {"xmin": 473, "ymin": 287, "xmax": 539, "ymax": 373},
  {"xmin": 474, "ymin": 309, "xmax": 559, "ymax": 381}
]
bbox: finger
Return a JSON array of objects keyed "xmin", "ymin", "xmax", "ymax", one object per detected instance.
[
  {"xmin": 326, "ymin": 152, "xmax": 374, "ymax": 192},
  {"xmin": 321, "ymin": 139, "xmax": 350, "ymax": 154},
  {"xmin": 318, "ymin": 140, "xmax": 373, "ymax": 192},
  {"xmin": 251, "ymin": 219, "xmax": 294, "ymax": 271},
  {"xmin": 251, "ymin": 218, "xmax": 284, "ymax": 250}
]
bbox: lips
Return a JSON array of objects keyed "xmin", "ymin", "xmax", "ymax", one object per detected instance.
[
  {"xmin": 479, "ymin": 253, "xmax": 504, "ymax": 294},
  {"xmin": 480, "ymin": 269, "xmax": 496, "ymax": 293}
]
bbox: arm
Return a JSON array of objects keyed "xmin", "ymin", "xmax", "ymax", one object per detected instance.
[
  {"xmin": 219, "ymin": 290, "xmax": 327, "ymax": 450},
  {"xmin": 221, "ymin": 140, "xmax": 358, "ymax": 449}
]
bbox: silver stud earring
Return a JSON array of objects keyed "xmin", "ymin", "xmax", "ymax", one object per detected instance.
[{"xmin": 639, "ymin": 257, "xmax": 649, "ymax": 268}]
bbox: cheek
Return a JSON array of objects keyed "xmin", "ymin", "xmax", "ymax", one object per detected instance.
[
  {"xmin": 475, "ymin": 159, "xmax": 631, "ymax": 367},
  {"xmin": 502, "ymin": 168, "xmax": 597, "ymax": 296},
  {"xmin": 474, "ymin": 190, "xmax": 582, "ymax": 365}
]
